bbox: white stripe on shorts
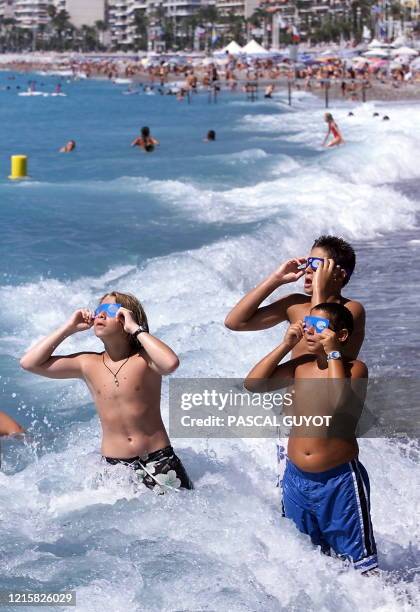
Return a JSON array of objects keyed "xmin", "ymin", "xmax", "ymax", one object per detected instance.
[{"xmin": 349, "ymin": 461, "xmax": 368, "ymax": 558}]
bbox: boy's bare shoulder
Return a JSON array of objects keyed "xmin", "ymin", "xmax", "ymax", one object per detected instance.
[
  {"xmin": 342, "ymin": 298, "xmax": 365, "ymax": 316},
  {"xmin": 282, "ymin": 293, "xmax": 311, "ymax": 312},
  {"xmin": 347, "ymin": 359, "xmax": 368, "ymax": 378}
]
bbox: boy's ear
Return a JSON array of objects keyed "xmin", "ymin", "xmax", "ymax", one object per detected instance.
[
  {"xmin": 336, "ymin": 268, "xmax": 347, "ymax": 286},
  {"xmin": 337, "ymin": 328, "xmax": 349, "ymax": 344}
]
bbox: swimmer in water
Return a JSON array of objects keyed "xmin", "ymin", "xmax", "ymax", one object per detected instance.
[
  {"xmin": 244, "ymin": 302, "xmax": 377, "ymax": 574},
  {"xmin": 20, "ymin": 291, "xmax": 193, "ymax": 493},
  {"xmin": 59, "ymin": 140, "xmax": 76, "ymax": 153},
  {"xmin": 131, "ymin": 126, "xmax": 159, "ymax": 152},
  {"xmin": 264, "ymin": 84, "xmax": 274, "ymax": 99},
  {"xmin": 204, "ymin": 130, "xmax": 216, "ymax": 142},
  {"xmin": 322, "ymin": 113, "xmax": 344, "ymax": 147}
]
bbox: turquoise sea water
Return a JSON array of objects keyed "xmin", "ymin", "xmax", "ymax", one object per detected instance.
[{"xmin": 0, "ymin": 72, "xmax": 419, "ymax": 611}]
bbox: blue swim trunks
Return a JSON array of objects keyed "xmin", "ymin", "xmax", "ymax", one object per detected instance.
[{"xmin": 281, "ymin": 458, "xmax": 377, "ymax": 572}]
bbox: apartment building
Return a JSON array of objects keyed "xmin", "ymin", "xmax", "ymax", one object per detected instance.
[
  {"xmin": 216, "ymin": 0, "xmax": 260, "ymax": 19},
  {"xmin": 108, "ymin": 0, "xmax": 202, "ymax": 48},
  {"xmin": 13, "ymin": 0, "xmax": 50, "ymax": 28},
  {"xmin": 0, "ymin": 0, "xmax": 15, "ymax": 18}
]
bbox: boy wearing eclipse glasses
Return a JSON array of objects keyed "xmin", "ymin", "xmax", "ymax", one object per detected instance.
[
  {"xmin": 244, "ymin": 302, "xmax": 377, "ymax": 574},
  {"xmin": 225, "ymin": 235, "xmax": 365, "ymax": 360},
  {"xmin": 20, "ymin": 291, "xmax": 193, "ymax": 493}
]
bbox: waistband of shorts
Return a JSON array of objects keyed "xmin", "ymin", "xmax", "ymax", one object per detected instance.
[
  {"xmin": 286, "ymin": 458, "xmax": 357, "ymax": 482},
  {"xmin": 104, "ymin": 445, "xmax": 174, "ymax": 465}
]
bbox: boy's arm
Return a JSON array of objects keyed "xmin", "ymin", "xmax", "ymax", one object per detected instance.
[
  {"xmin": 344, "ymin": 300, "xmax": 365, "ymax": 358},
  {"xmin": 20, "ymin": 309, "xmax": 93, "ymax": 379},
  {"xmin": 311, "ymin": 259, "xmax": 365, "ymax": 358},
  {"xmin": 318, "ymin": 329, "xmax": 368, "ymax": 412},
  {"xmin": 311, "ymin": 258, "xmax": 346, "ymax": 306},
  {"xmin": 244, "ymin": 322, "xmax": 304, "ymax": 392},
  {"xmin": 137, "ymin": 332, "xmax": 179, "ymax": 375},
  {"xmin": 117, "ymin": 308, "xmax": 179, "ymax": 376},
  {"xmin": 0, "ymin": 411, "xmax": 25, "ymax": 436},
  {"xmin": 224, "ymin": 258, "xmax": 306, "ymax": 331}
]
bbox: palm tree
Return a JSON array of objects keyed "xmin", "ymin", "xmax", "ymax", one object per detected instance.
[
  {"xmin": 133, "ymin": 10, "xmax": 148, "ymax": 51},
  {"xmin": 196, "ymin": 6, "xmax": 219, "ymax": 50},
  {"xmin": 48, "ymin": 8, "xmax": 73, "ymax": 50},
  {"xmin": 95, "ymin": 19, "xmax": 108, "ymax": 49}
]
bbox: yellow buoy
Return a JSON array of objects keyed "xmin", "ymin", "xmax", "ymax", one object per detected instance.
[{"xmin": 9, "ymin": 155, "xmax": 28, "ymax": 180}]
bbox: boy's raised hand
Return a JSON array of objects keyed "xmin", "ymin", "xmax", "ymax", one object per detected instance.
[
  {"xmin": 318, "ymin": 328, "xmax": 341, "ymax": 354},
  {"xmin": 284, "ymin": 321, "xmax": 304, "ymax": 348},
  {"xmin": 116, "ymin": 307, "xmax": 138, "ymax": 334},
  {"xmin": 271, "ymin": 258, "xmax": 307, "ymax": 285},
  {"xmin": 312, "ymin": 258, "xmax": 345, "ymax": 297},
  {"xmin": 66, "ymin": 309, "xmax": 94, "ymax": 334}
]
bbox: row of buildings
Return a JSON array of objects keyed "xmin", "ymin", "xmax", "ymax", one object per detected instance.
[
  {"xmin": 0, "ymin": 0, "xmax": 261, "ymax": 47},
  {"xmin": 0, "ymin": 1, "xmax": 105, "ymax": 28},
  {"xmin": 0, "ymin": 1, "xmax": 418, "ymax": 49}
]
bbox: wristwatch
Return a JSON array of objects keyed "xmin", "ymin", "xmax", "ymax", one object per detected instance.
[
  {"xmin": 131, "ymin": 325, "xmax": 148, "ymax": 338},
  {"xmin": 327, "ymin": 351, "xmax": 342, "ymax": 361}
]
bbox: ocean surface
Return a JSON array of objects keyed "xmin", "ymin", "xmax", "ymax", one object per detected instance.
[{"xmin": 0, "ymin": 72, "xmax": 419, "ymax": 611}]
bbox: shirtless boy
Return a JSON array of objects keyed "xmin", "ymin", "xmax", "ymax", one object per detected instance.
[
  {"xmin": 244, "ymin": 303, "xmax": 377, "ymax": 573},
  {"xmin": 20, "ymin": 291, "xmax": 193, "ymax": 492},
  {"xmin": 225, "ymin": 235, "xmax": 364, "ymax": 360}
]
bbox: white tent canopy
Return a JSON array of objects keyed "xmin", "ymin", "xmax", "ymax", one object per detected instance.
[
  {"xmin": 391, "ymin": 46, "xmax": 418, "ymax": 57},
  {"xmin": 242, "ymin": 39, "xmax": 269, "ymax": 55},
  {"xmin": 220, "ymin": 41, "xmax": 243, "ymax": 55},
  {"xmin": 363, "ymin": 49, "xmax": 389, "ymax": 58},
  {"xmin": 391, "ymin": 35, "xmax": 408, "ymax": 48},
  {"xmin": 368, "ymin": 38, "xmax": 389, "ymax": 49}
]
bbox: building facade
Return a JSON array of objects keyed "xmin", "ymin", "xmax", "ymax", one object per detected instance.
[
  {"xmin": 216, "ymin": 0, "xmax": 260, "ymax": 20},
  {"xmin": 108, "ymin": 0, "xmax": 203, "ymax": 48},
  {"xmin": 0, "ymin": 0, "xmax": 15, "ymax": 18},
  {"xmin": 13, "ymin": 0, "xmax": 51, "ymax": 28}
]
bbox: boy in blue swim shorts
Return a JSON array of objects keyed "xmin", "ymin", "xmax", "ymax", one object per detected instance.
[{"xmin": 245, "ymin": 302, "xmax": 377, "ymax": 573}]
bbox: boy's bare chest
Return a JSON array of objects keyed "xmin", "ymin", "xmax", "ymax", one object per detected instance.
[{"xmin": 83, "ymin": 356, "xmax": 157, "ymax": 402}]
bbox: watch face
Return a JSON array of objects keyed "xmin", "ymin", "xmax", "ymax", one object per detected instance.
[{"xmin": 329, "ymin": 351, "xmax": 341, "ymax": 359}]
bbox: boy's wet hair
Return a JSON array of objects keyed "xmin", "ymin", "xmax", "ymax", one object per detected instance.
[
  {"xmin": 141, "ymin": 126, "xmax": 150, "ymax": 137},
  {"xmin": 311, "ymin": 302, "xmax": 354, "ymax": 336},
  {"xmin": 312, "ymin": 235, "xmax": 356, "ymax": 286},
  {"xmin": 98, "ymin": 291, "xmax": 149, "ymax": 348}
]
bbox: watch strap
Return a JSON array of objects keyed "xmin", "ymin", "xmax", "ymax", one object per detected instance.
[{"xmin": 131, "ymin": 325, "xmax": 147, "ymax": 338}]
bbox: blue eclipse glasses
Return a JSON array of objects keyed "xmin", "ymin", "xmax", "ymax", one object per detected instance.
[
  {"xmin": 298, "ymin": 257, "xmax": 324, "ymax": 271},
  {"xmin": 298, "ymin": 257, "xmax": 348, "ymax": 275},
  {"xmin": 306, "ymin": 257, "xmax": 324, "ymax": 271},
  {"xmin": 94, "ymin": 303, "xmax": 122, "ymax": 318},
  {"xmin": 304, "ymin": 315, "xmax": 330, "ymax": 334}
]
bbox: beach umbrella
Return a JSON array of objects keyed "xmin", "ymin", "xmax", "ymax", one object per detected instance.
[
  {"xmin": 410, "ymin": 57, "xmax": 420, "ymax": 71},
  {"xmin": 391, "ymin": 46, "xmax": 418, "ymax": 57},
  {"xmin": 391, "ymin": 35, "xmax": 408, "ymax": 48},
  {"xmin": 362, "ymin": 49, "xmax": 389, "ymax": 58}
]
